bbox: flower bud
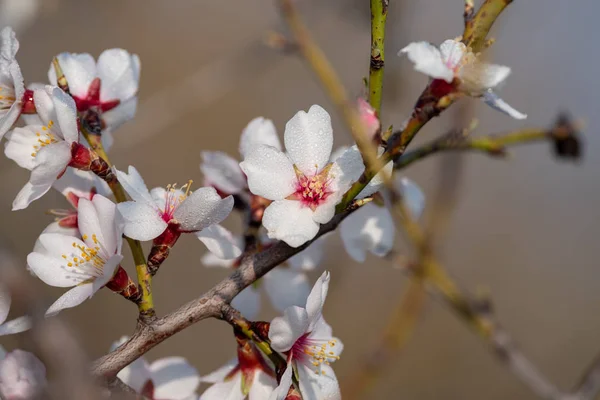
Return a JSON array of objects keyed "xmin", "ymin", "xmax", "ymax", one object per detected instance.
[{"xmin": 357, "ymin": 98, "xmax": 381, "ymax": 141}]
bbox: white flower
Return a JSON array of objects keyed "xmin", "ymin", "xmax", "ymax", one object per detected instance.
[
  {"xmin": 399, "ymin": 39, "xmax": 527, "ymax": 120},
  {"xmin": 0, "ymin": 27, "xmax": 27, "ymax": 140},
  {"xmin": 0, "ymin": 283, "xmax": 31, "ymax": 336},
  {"xmin": 4, "ymin": 85, "xmax": 80, "ymax": 210},
  {"xmin": 201, "ymin": 236, "xmax": 325, "ymax": 319},
  {"xmin": 201, "ymin": 117, "xmax": 281, "ymax": 196},
  {"xmin": 48, "ymin": 48, "xmax": 140, "ymax": 134},
  {"xmin": 269, "ymin": 271, "xmax": 343, "ymax": 400},
  {"xmin": 116, "ymin": 166, "xmax": 242, "ymax": 260},
  {"xmin": 240, "ymin": 105, "xmax": 365, "ymax": 247},
  {"xmin": 112, "ymin": 337, "xmax": 200, "ymax": 400},
  {"xmin": 0, "ymin": 347, "xmax": 46, "ymax": 400},
  {"xmin": 26, "ymin": 194, "xmax": 124, "ymax": 316}
]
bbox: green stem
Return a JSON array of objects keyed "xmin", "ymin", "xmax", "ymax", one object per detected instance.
[
  {"xmin": 462, "ymin": 0, "xmax": 513, "ymax": 52},
  {"xmin": 368, "ymin": 0, "xmax": 388, "ymax": 115}
]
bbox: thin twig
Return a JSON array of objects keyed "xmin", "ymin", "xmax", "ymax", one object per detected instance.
[{"xmin": 368, "ymin": 0, "xmax": 389, "ymax": 115}]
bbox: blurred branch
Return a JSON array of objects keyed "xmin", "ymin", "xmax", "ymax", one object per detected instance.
[
  {"xmin": 462, "ymin": 0, "xmax": 513, "ymax": 52},
  {"xmin": 368, "ymin": 0, "xmax": 389, "ymax": 114}
]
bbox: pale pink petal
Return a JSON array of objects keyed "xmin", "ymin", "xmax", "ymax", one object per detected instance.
[
  {"xmin": 45, "ymin": 283, "xmax": 94, "ymax": 316},
  {"xmin": 269, "ymin": 306, "xmax": 309, "ymax": 352},
  {"xmin": 174, "ymin": 188, "xmax": 233, "ymax": 232},
  {"xmin": 262, "ymin": 200, "xmax": 320, "ymax": 248},
  {"xmin": 196, "ymin": 224, "xmax": 242, "ymax": 260},
  {"xmin": 96, "ymin": 49, "xmax": 140, "ymax": 102},
  {"xmin": 12, "ymin": 182, "xmax": 52, "ymax": 211},
  {"xmin": 151, "ymin": 357, "xmax": 200, "ymax": 400},
  {"xmin": 340, "ymin": 203, "xmax": 394, "ymax": 262},
  {"xmin": 231, "ymin": 286, "xmax": 261, "ymax": 320},
  {"xmin": 118, "ymin": 201, "xmax": 167, "ymax": 241},
  {"xmin": 399, "ymin": 41, "xmax": 454, "ymax": 83},
  {"xmin": 263, "ymin": 268, "xmax": 311, "ymax": 313},
  {"xmin": 0, "ymin": 316, "xmax": 32, "ymax": 336},
  {"xmin": 239, "ymin": 145, "xmax": 296, "ymax": 200},
  {"xmin": 248, "ymin": 370, "xmax": 277, "ymax": 400},
  {"xmin": 102, "ymin": 96, "xmax": 138, "ymax": 131},
  {"xmin": 269, "ymin": 362, "xmax": 293, "ymax": 400},
  {"xmin": 115, "ymin": 166, "xmax": 155, "ymax": 205},
  {"xmin": 200, "ymin": 151, "xmax": 247, "ymax": 194},
  {"xmin": 200, "ymin": 373, "xmax": 243, "ymax": 400},
  {"xmin": 439, "ymin": 39, "xmax": 467, "ymax": 70},
  {"xmin": 199, "ymin": 359, "xmax": 237, "ymax": 384},
  {"xmin": 305, "ymin": 271, "xmax": 330, "ymax": 331},
  {"xmin": 48, "ymin": 53, "xmax": 96, "ymax": 98},
  {"xmin": 284, "ymin": 105, "xmax": 333, "ymax": 175},
  {"xmin": 239, "ymin": 117, "xmax": 281, "ymax": 159},
  {"xmin": 482, "ymin": 90, "xmax": 527, "ymax": 120}
]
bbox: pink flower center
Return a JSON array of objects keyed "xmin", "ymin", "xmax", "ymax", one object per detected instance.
[
  {"xmin": 291, "ymin": 165, "xmax": 333, "ymax": 210},
  {"xmin": 160, "ymin": 181, "xmax": 193, "ymax": 223},
  {"xmin": 291, "ymin": 333, "xmax": 339, "ymax": 374},
  {"xmin": 72, "ymin": 78, "xmax": 120, "ymax": 113}
]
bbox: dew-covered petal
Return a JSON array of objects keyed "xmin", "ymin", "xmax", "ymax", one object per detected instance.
[
  {"xmin": 97, "ymin": 49, "xmax": 140, "ymax": 102},
  {"xmin": 45, "ymin": 283, "xmax": 94, "ymax": 316},
  {"xmin": 305, "ymin": 271, "xmax": 330, "ymax": 331},
  {"xmin": 399, "ymin": 41, "xmax": 454, "ymax": 83},
  {"xmin": 118, "ymin": 201, "xmax": 167, "ymax": 241},
  {"xmin": 0, "ymin": 27, "xmax": 19, "ymax": 60},
  {"xmin": 269, "ymin": 306, "xmax": 309, "ymax": 352},
  {"xmin": 262, "ymin": 200, "xmax": 319, "ymax": 248},
  {"xmin": 174, "ymin": 188, "xmax": 233, "ymax": 232},
  {"xmin": 200, "ymin": 151, "xmax": 247, "ymax": 194},
  {"xmin": 49, "ymin": 86, "xmax": 79, "ymax": 143},
  {"xmin": 103, "ymin": 96, "xmax": 138, "ymax": 131},
  {"xmin": 239, "ymin": 145, "xmax": 296, "ymax": 200},
  {"xmin": 4, "ymin": 125, "xmax": 42, "ymax": 170},
  {"xmin": 329, "ymin": 145, "xmax": 365, "ymax": 193},
  {"xmin": 12, "ymin": 182, "xmax": 52, "ymax": 211},
  {"xmin": 115, "ymin": 166, "xmax": 154, "ymax": 205},
  {"xmin": 150, "ymin": 356, "xmax": 200, "ymax": 400},
  {"xmin": 28, "ymin": 141, "xmax": 71, "ymax": 186},
  {"xmin": 239, "ymin": 117, "xmax": 281, "ymax": 159},
  {"xmin": 284, "ymin": 105, "xmax": 333, "ymax": 175},
  {"xmin": 48, "ymin": 52, "xmax": 96, "ymax": 98},
  {"xmin": 196, "ymin": 224, "xmax": 242, "ymax": 260},
  {"xmin": 78, "ymin": 195, "xmax": 121, "ymax": 256},
  {"xmin": 439, "ymin": 39, "xmax": 467, "ymax": 70}
]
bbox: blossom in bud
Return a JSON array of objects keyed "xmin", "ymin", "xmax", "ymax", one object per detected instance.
[
  {"xmin": 27, "ymin": 195, "xmax": 124, "ymax": 316},
  {"xmin": 0, "ymin": 27, "xmax": 33, "ymax": 140},
  {"xmin": 399, "ymin": 39, "xmax": 527, "ymax": 120},
  {"xmin": 0, "ymin": 284, "xmax": 31, "ymax": 336},
  {"xmin": 240, "ymin": 105, "xmax": 365, "ymax": 247},
  {"xmin": 48, "ymin": 48, "xmax": 140, "ymax": 147},
  {"xmin": 4, "ymin": 85, "xmax": 80, "ymax": 210},
  {"xmin": 356, "ymin": 98, "xmax": 380, "ymax": 140},
  {"xmin": 0, "ymin": 347, "xmax": 46, "ymax": 400},
  {"xmin": 200, "ymin": 337, "xmax": 277, "ymax": 400},
  {"xmin": 116, "ymin": 166, "xmax": 242, "ymax": 260},
  {"xmin": 112, "ymin": 337, "xmax": 200, "ymax": 400},
  {"xmin": 269, "ymin": 271, "xmax": 343, "ymax": 400},
  {"xmin": 201, "ymin": 117, "xmax": 281, "ymax": 196},
  {"xmin": 202, "ymin": 236, "xmax": 326, "ymax": 319}
]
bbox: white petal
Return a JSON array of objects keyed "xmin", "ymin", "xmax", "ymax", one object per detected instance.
[
  {"xmin": 340, "ymin": 203, "xmax": 394, "ymax": 262},
  {"xmin": 174, "ymin": 188, "xmax": 233, "ymax": 232},
  {"xmin": 78, "ymin": 195, "xmax": 121, "ymax": 256},
  {"xmin": 115, "ymin": 166, "xmax": 154, "ymax": 205},
  {"xmin": 199, "ymin": 359, "xmax": 237, "ymax": 384},
  {"xmin": 399, "ymin": 41, "xmax": 454, "ymax": 83},
  {"xmin": 287, "ymin": 235, "xmax": 326, "ymax": 271},
  {"xmin": 118, "ymin": 201, "xmax": 167, "ymax": 241},
  {"xmin": 270, "ymin": 362, "xmax": 293, "ymax": 400},
  {"xmin": 461, "ymin": 62, "xmax": 511, "ymax": 90},
  {"xmin": 396, "ymin": 177, "xmax": 426, "ymax": 219},
  {"xmin": 52, "ymin": 168, "xmax": 109, "ymax": 199},
  {"xmin": 0, "ymin": 27, "xmax": 19, "ymax": 60},
  {"xmin": 297, "ymin": 364, "xmax": 321, "ymax": 400},
  {"xmin": 231, "ymin": 286, "xmax": 261, "ymax": 320},
  {"xmin": 200, "ymin": 252, "xmax": 236, "ymax": 269},
  {"xmin": 151, "ymin": 357, "xmax": 200, "ymax": 400},
  {"xmin": 239, "ymin": 117, "xmax": 281, "ymax": 159},
  {"xmin": 305, "ymin": 271, "xmax": 330, "ymax": 331},
  {"xmin": 269, "ymin": 306, "xmax": 309, "ymax": 352},
  {"xmin": 97, "ymin": 49, "xmax": 140, "ymax": 102},
  {"xmin": 49, "ymin": 52, "xmax": 96, "ymax": 98},
  {"xmin": 329, "ymin": 145, "xmax": 365, "ymax": 193},
  {"xmin": 49, "ymin": 86, "xmax": 79, "ymax": 143},
  {"xmin": 200, "ymin": 151, "xmax": 247, "ymax": 194},
  {"xmin": 200, "ymin": 373, "xmax": 243, "ymax": 400},
  {"xmin": 31, "ymin": 86, "xmax": 54, "ymax": 127},
  {"xmin": 482, "ymin": 90, "xmax": 527, "ymax": 120},
  {"xmin": 311, "ymin": 195, "xmax": 340, "ymax": 225},
  {"xmin": 45, "ymin": 283, "xmax": 94, "ymax": 316},
  {"xmin": 0, "ymin": 64, "xmax": 22, "ymax": 139},
  {"xmin": 116, "ymin": 356, "xmax": 151, "ymax": 393},
  {"xmin": 0, "ymin": 316, "xmax": 32, "ymax": 336},
  {"xmin": 0, "ymin": 283, "xmax": 9, "ymax": 324},
  {"xmin": 248, "ymin": 370, "xmax": 277, "ymax": 400},
  {"xmin": 196, "ymin": 224, "xmax": 242, "ymax": 260},
  {"xmin": 284, "ymin": 104, "xmax": 333, "ymax": 174},
  {"xmin": 359, "ymin": 158, "xmax": 393, "ymax": 199},
  {"xmin": 439, "ymin": 39, "xmax": 467, "ymax": 70},
  {"xmin": 298, "ymin": 363, "xmax": 341, "ymax": 400},
  {"xmin": 28, "ymin": 141, "xmax": 71, "ymax": 186},
  {"xmin": 91, "ymin": 254, "xmax": 123, "ymax": 294},
  {"xmin": 4, "ymin": 125, "xmax": 42, "ymax": 170},
  {"xmin": 102, "ymin": 96, "xmax": 138, "ymax": 131},
  {"xmin": 263, "ymin": 268, "xmax": 311, "ymax": 313},
  {"xmin": 239, "ymin": 145, "xmax": 296, "ymax": 200},
  {"xmin": 12, "ymin": 182, "xmax": 52, "ymax": 211},
  {"xmin": 329, "ymin": 146, "xmax": 348, "ymax": 163},
  {"xmin": 262, "ymin": 200, "xmax": 320, "ymax": 248}
]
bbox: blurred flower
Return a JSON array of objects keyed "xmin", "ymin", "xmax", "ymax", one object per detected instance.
[
  {"xmin": 4, "ymin": 85, "xmax": 81, "ymax": 210},
  {"xmin": 269, "ymin": 271, "xmax": 343, "ymax": 400},
  {"xmin": 241, "ymin": 105, "xmax": 365, "ymax": 247},
  {"xmin": 0, "ymin": 284, "xmax": 31, "ymax": 336},
  {"xmin": 112, "ymin": 337, "xmax": 200, "ymax": 400},
  {"xmin": 0, "ymin": 0, "xmax": 40, "ymax": 32},
  {"xmin": 0, "ymin": 347, "xmax": 46, "ymax": 400},
  {"xmin": 27, "ymin": 195, "xmax": 124, "ymax": 316},
  {"xmin": 399, "ymin": 39, "xmax": 527, "ymax": 120},
  {"xmin": 116, "ymin": 166, "xmax": 242, "ymax": 260},
  {"xmin": 201, "ymin": 117, "xmax": 281, "ymax": 196},
  {"xmin": 356, "ymin": 98, "xmax": 380, "ymax": 140},
  {"xmin": 48, "ymin": 48, "xmax": 140, "ymax": 147}
]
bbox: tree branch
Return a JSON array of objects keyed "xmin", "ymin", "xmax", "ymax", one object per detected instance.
[{"xmin": 368, "ymin": 0, "xmax": 389, "ymax": 115}]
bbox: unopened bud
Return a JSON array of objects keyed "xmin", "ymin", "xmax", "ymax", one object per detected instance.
[
  {"xmin": 357, "ymin": 98, "xmax": 381, "ymax": 141},
  {"xmin": 105, "ymin": 266, "xmax": 141, "ymax": 303}
]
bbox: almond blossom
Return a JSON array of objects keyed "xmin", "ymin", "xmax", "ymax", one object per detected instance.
[
  {"xmin": 4, "ymin": 85, "xmax": 83, "ymax": 210},
  {"xmin": 0, "ymin": 283, "xmax": 31, "ymax": 336},
  {"xmin": 112, "ymin": 337, "xmax": 200, "ymax": 400},
  {"xmin": 269, "ymin": 271, "xmax": 343, "ymax": 400},
  {"xmin": 201, "ymin": 117, "xmax": 281, "ymax": 196},
  {"xmin": 48, "ymin": 48, "xmax": 140, "ymax": 147},
  {"xmin": 0, "ymin": 346, "xmax": 46, "ymax": 400},
  {"xmin": 26, "ymin": 194, "xmax": 124, "ymax": 316},
  {"xmin": 0, "ymin": 27, "xmax": 34, "ymax": 140},
  {"xmin": 116, "ymin": 166, "xmax": 242, "ymax": 267},
  {"xmin": 399, "ymin": 39, "xmax": 527, "ymax": 120},
  {"xmin": 240, "ymin": 105, "xmax": 365, "ymax": 247}
]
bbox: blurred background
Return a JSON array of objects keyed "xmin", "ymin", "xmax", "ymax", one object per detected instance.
[{"xmin": 1, "ymin": 0, "xmax": 599, "ymax": 398}]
